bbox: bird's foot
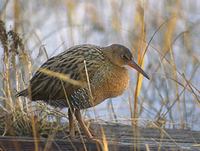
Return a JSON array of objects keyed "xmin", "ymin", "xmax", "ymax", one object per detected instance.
[
  {"xmin": 84, "ymin": 120, "xmax": 98, "ymax": 136},
  {"xmin": 88, "ymin": 127, "xmax": 97, "ymax": 137},
  {"xmin": 69, "ymin": 128, "xmax": 76, "ymax": 139},
  {"xmin": 64, "ymin": 135, "xmax": 103, "ymax": 151},
  {"xmin": 88, "ymin": 137, "xmax": 103, "ymax": 151}
]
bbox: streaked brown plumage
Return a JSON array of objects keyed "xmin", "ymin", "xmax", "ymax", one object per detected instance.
[{"xmin": 16, "ymin": 44, "xmax": 149, "ymax": 139}]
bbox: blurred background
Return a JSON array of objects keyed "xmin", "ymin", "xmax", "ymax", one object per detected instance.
[{"xmin": 0, "ymin": 0, "xmax": 199, "ymax": 134}]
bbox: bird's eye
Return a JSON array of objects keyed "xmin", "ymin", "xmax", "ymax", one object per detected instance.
[{"xmin": 121, "ymin": 54, "xmax": 130, "ymax": 60}]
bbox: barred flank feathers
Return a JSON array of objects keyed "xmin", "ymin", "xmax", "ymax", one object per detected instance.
[
  {"xmin": 16, "ymin": 44, "xmax": 146, "ymax": 110},
  {"xmin": 16, "ymin": 89, "xmax": 28, "ymax": 97}
]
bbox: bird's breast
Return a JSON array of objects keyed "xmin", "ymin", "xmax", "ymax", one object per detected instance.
[{"xmin": 90, "ymin": 64, "xmax": 129, "ymax": 106}]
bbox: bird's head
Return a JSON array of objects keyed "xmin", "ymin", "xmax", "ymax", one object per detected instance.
[{"xmin": 102, "ymin": 44, "xmax": 149, "ymax": 80}]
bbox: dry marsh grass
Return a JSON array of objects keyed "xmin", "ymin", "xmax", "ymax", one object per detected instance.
[{"xmin": 0, "ymin": 0, "xmax": 200, "ymax": 150}]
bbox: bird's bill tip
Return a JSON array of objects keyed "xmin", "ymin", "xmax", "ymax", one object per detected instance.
[{"xmin": 128, "ymin": 60, "xmax": 150, "ymax": 80}]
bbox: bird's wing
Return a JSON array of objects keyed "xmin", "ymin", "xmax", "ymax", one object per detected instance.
[{"xmin": 28, "ymin": 45, "xmax": 105, "ymax": 100}]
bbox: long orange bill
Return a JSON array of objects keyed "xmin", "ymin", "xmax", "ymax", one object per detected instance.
[{"xmin": 128, "ymin": 60, "xmax": 150, "ymax": 80}]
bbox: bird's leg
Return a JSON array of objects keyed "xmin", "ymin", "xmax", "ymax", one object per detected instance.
[
  {"xmin": 74, "ymin": 109, "xmax": 103, "ymax": 150},
  {"xmin": 74, "ymin": 109, "xmax": 93, "ymax": 139},
  {"xmin": 68, "ymin": 108, "xmax": 75, "ymax": 138}
]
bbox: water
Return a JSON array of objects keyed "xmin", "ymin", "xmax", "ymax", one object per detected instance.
[{"xmin": 0, "ymin": 0, "xmax": 199, "ymax": 130}]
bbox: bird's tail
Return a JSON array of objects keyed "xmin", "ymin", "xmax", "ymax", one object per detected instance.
[{"xmin": 15, "ymin": 89, "xmax": 28, "ymax": 97}]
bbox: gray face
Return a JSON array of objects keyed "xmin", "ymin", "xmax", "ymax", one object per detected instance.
[
  {"xmin": 120, "ymin": 48, "xmax": 133, "ymax": 64},
  {"xmin": 109, "ymin": 44, "xmax": 149, "ymax": 80},
  {"xmin": 110, "ymin": 44, "xmax": 133, "ymax": 66}
]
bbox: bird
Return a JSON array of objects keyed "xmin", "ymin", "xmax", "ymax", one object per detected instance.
[{"xmin": 16, "ymin": 44, "xmax": 149, "ymax": 140}]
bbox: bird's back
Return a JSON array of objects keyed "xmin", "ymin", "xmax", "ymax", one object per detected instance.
[
  {"xmin": 17, "ymin": 44, "xmax": 106, "ymax": 107},
  {"xmin": 17, "ymin": 44, "xmax": 131, "ymax": 109}
]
